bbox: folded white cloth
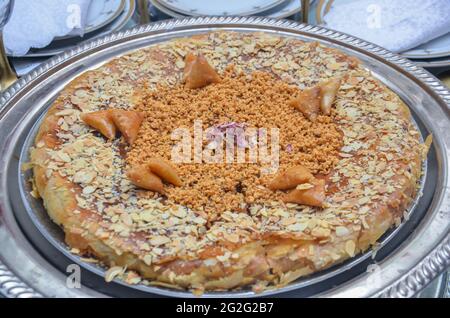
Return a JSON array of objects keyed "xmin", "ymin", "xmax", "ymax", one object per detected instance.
[
  {"xmin": 323, "ymin": 0, "xmax": 450, "ymax": 53},
  {"xmin": 4, "ymin": 0, "xmax": 92, "ymax": 56}
]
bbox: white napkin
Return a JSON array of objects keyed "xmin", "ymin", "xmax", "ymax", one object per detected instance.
[
  {"xmin": 323, "ymin": 0, "xmax": 450, "ymax": 53},
  {"xmin": 4, "ymin": 0, "xmax": 92, "ymax": 56}
]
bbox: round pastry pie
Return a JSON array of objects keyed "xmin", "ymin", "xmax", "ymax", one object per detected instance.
[{"xmin": 29, "ymin": 32, "xmax": 429, "ymax": 294}]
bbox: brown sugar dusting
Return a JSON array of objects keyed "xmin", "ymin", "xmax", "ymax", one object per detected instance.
[{"xmin": 128, "ymin": 67, "xmax": 343, "ymax": 217}]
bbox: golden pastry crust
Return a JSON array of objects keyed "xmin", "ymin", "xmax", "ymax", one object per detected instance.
[{"xmin": 30, "ymin": 32, "xmax": 426, "ymax": 293}]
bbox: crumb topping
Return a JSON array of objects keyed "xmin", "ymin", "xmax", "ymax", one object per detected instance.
[{"xmin": 128, "ymin": 67, "xmax": 342, "ymax": 216}]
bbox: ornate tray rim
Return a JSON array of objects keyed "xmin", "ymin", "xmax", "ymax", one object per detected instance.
[{"xmin": 0, "ymin": 16, "xmax": 449, "ymax": 298}]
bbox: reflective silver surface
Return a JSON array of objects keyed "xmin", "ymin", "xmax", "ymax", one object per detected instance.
[
  {"xmin": 0, "ymin": 17, "xmax": 449, "ymax": 298},
  {"xmin": 416, "ymin": 271, "xmax": 448, "ymax": 298}
]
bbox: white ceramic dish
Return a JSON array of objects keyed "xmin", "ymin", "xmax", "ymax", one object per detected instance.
[
  {"xmin": 403, "ymin": 33, "xmax": 450, "ymax": 60},
  {"xmin": 158, "ymin": 0, "xmax": 285, "ymax": 16},
  {"xmin": 151, "ymin": 0, "xmax": 311, "ymax": 19},
  {"xmin": 17, "ymin": 0, "xmax": 135, "ymax": 58},
  {"xmin": 58, "ymin": 0, "xmax": 126, "ymax": 40},
  {"xmin": 151, "ymin": 0, "xmax": 184, "ymax": 18},
  {"xmin": 311, "ymin": 0, "xmax": 450, "ymax": 60}
]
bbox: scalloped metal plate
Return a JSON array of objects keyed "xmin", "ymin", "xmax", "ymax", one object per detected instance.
[{"xmin": 0, "ymin": 16, "xmax": 449, "ymax": 298}]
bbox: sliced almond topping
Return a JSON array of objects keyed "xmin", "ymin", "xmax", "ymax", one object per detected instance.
[
  {"xmin": 147, "ymin": 158, "xmax": 182, "ymax": 186},
  {"xmin": 127, "ymin": 164, "xmax": 164, "ymax": 193},
  {"xmin": 150, "ymin": 235, "xmax": 171, "ymax": 246},
  {"xmin": 143, "ymin": 255, "xmax": 153, "ymax": 266},
  {"xmin": 82, "ymin": 186, "xmax": 97, "ymax": 195},
  {"xmin": 289, "ymin": 87, "xmax": 321, "ymax": 121},
  {"xmin": 311, "ymin": 227, "xmax": 331, "ymax": 238},
  {"xmin": 296, "ymin": 183, "xmax": 314, "ymax": 190},
  {"xmin": 109, "ymin": 109, "xmax": 144, "ymax": 145},
  {"xmin": 80, "ymin": 110, "xmax": 116, "ymax": 140},
  {"xmin": 345, "ymin": 240, "xmax": 356, "ymax": 257},
  {"xmin": 283, "ymin": 178, "xmax": 326, "ymax": 207},
  {"xmin": 73, "ymin": 170, "xmax": 97, "ymax": 184},
  {"xmin": 105, "ymin": 266, "xmax": 125, "ymax": 283},
  {"xmin": 335, "ymin": 226, "xmax": 350, "ymax": 237},
  {"xmin": 183, "ymin": 52, "xmax": 221, "ymax": 89},
  {"xmin": 319, "ymin": 77, "xmax": 341, "ymax": 115},
  {"xmin": 171, "ymin": 207, "xmax": 187, "ymax": 218},
  {"xmin": 268, "ymin": 165, "xmax": 314, "ymax": 191}
]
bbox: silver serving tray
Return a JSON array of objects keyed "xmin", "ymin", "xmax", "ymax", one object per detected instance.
[{"xmin": 0, "ymin": 17, "xmax": 449, "ymax": 298}]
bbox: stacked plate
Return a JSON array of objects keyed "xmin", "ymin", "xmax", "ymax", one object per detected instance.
[
  {"xmin": 311, "ymin": 0, "xmax": 450, "ymax": 69},
  {"xmin": 402, "ymin": 34, "xmax": 450, "ymax": 69},
  {"xmin": 149, "ymin": 0, "xmax": 310, "ymax": 19},
  {"xmin": 12, "ymin": 0, "xmax": 136, "ymax": 58}
]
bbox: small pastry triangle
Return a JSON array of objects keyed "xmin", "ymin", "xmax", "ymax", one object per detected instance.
[
  {"xmin": 147, "ymin": 158, "xmax": 182, "ymax": 187},
  {"xmin": 109, "ymin": 109, "xmax": 144, "ymax": 145},
  {"xmin": 127, "ymin": 164, "xmax": 164, "ymax": 193},
  {"xmin": 283, "ymin": 179, "xmax": 326, "ymax": 207},
  {"xmin": 80, "ymin": 110, "xmax": 116, "ymax": 140},
  {"xmin": 319, "ymin": 77, "xmax": 342, "ymax": 115},
  {"xmin": 184, "ymin": 52, "xmax": 221, "ymax": 89},
  {"xmin": 268, "ymin": 165, "xmax": 314, "ymax": 191},
  {"xmin": 290, "ymin": 77, "xmax": 342, "ymax": 120},
  {"xmin": 289, "ymin": 87, "xmax": 321, "ymax": 121}
]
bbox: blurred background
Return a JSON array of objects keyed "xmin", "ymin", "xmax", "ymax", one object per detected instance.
[{"xmin": 2, "ymin": 0, "xmax": 449, "ymax": 82}]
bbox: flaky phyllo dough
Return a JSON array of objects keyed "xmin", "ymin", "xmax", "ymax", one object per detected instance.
[{"xmin": 29, "ymin": 32, "xmax": 429, "ymax": 294}]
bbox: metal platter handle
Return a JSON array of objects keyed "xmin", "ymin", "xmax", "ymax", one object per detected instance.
[
  {"xmin": 0, "ymin": 34, "xmax": 16, "ymax": 91},
  {"xmin": 302, "ymin": 0, "xmax": 334, "ymax": 24},
  {"xmin": 315, "ymin": 0, "xmax": 334, "ymax": 24},
  {"xmin": 137, "ymin": 0, "xmax": 150, "ymax": 25},
  {"xmin": 301, "ymin": 0, "xmax": 310, "ymax": 23},
  {"xmin": 0, "ymin": 0, "xmax": 16, "ymax": 91}
]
